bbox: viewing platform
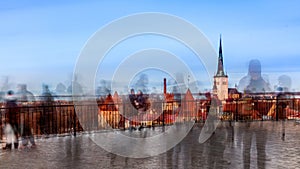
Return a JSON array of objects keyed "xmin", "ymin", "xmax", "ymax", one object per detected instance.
[{"xmin": 0, "ymin": 121, "xmax": 299, "ymax": 168}]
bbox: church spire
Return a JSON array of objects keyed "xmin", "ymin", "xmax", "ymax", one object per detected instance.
[
  {"xmin": 219, "ymin": 35, "xmax": 223, "ymax": 56},
  {"xmin": 213, "ymin": 35, "xmax": 228, "ymax": 101},
  {"xmin": 216, "ymin": 35, "xmax": 226, "ymax": 77}
]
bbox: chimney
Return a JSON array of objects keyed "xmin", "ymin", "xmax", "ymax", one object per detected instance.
[{"xmin": 163, "ymin": 78, "xmax": 167, "ymax": 94}]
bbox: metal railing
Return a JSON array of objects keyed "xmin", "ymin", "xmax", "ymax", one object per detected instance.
[
  {"xmin": 1, "ymin": 95, "xmax": 300, "ymax": 141},
  {"xmin": 223, "ymin": 97, "xmax": 300, "ymax": 121},
  {"xmin": 0, "ymin": 102, "xmax": 82, "ymax": 140}
]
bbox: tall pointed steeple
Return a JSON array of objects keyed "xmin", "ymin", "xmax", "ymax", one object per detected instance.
[
  {"xmin": 219, "ymin": 35, "xmax": 223, "ymax": 57},
  {"xmin": 213, "ymin": 35, "xmax": 228, "ymax": 101},
  {"xmin": 216, "ymin": 35, "xmax": 226, "ymax": 77}
]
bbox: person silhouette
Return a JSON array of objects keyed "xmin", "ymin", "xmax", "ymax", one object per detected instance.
[
  {"xmin": 134, "ymin": 74, "xmax": 149, "ymax": 94},
  {"xmin": 267, "ymin": 75, "xmax": 293, "ymax": 120},
  {"xmin": 275, "ymin": 75, "xmax": 292, "ymax": 92},
  {"xmin": 40, "ymin": 84, "xmax": 55, "ymax": 135},
  {"xmin": 238, "ymin": 59, "xmax": 271, "ymax": 93},
  {"xmin": 41, "ymin": 84, "xmax": 54, "ymax": 103},
  {"xmin": 242, "ymin": 121, "xmax": 267, "ymax": 169},
  {"xmin": 274, "ymin": 75, "xmax": 292, "ymax": 141},
  {"xmin": 237, "ymin": 60, "xmax": 269, "ymax": 168},
  {"xmin": 129, "ymin": 89, "xmax": 137, "ymax": 109},
  {"xmin": 15, "ymin": 84, "xmax": 36, "ymax": 148},
  {"xmin": 3, "ymin": 90, "xmax": 20, "ymax": 150},
  {"xmin": 96, "ymin": 80, "xmax": 110, "ymax": 98},
  {"xmin": 16, "ymin": 84, "xmax": 35, "ymax": 102}
]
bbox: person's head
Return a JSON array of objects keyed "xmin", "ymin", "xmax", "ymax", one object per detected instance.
[
  {"xmin": 43, "ymin": 84, "xmax": 49, "ymax": 91},
  {"xmin": 248, "ymin": 59, "xmax": 262, "ymax": 80},
  {"xmin": 130, "ymin": 89, "xmax": 135, "ymax": 94},
  {"xmin": 7, "ymin": 90, "xmax": 14, "ymax": 96},
  {"xmin": 278, "ymin": 75, "xmax": 292, "ymax": 92},
  {"xmin": 205, "ymin": 92, "xmax": 211, "ymax": 100},
  {"xmin": 276, "ymin": 86, "xmax": 283, "ymax": 92},
  {"xmin": 6, "ymin": 90, "xmax": 16, "ymax": 101},
  {"xmin": 137, "ymin": 90, "xmax": 142, "ymax": 95}
]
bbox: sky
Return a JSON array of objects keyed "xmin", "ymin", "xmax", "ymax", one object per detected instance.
[{"xmin": 0, "ymin": 0, "xmax": 300, "ymax": 94}]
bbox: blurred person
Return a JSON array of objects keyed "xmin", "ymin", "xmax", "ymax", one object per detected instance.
[
  {"xmin": 206, "ymin": 124, "xmax": 230, "ymax": 168},
  {"xmin": 237, "ymin": 60, "xmax": 269, "ymax": 168},
  {"xmin": 268, "ymin": 75, "xmax": 293, "ymax": 120},
  {"xmin": 96, "ymin": 80, "xmax": 110, "ymax": 98},
  {"xmin": 274, "ymin": 75, "xmax": 292, "ymax": 141},
  {"xmin": 41, "ymin": 85, "xmax": 54, "ymax": 102},
  {"xmin": 134, "ymin": 74, "xmax": 149, "ymax": 94},
  {"xmin": 149, "ymin": 87, "xmax": 162, "ymax": 115},
  {"xmin": 2, "ymin": 90, "xmax": 19, "ymax": 150},
  {"xmin": 127, "ymin": 89, "xmax": 138, "ymax": 131},
  {"xmin": 136, "ymin": 90, "xmax": 147, "ymax": 112},
  {"xmin": 40, "ymin": 84, "xmax": 55, "ymax": 135},
  {"xmin": 67, "ymin": 76, "xmax": 83, "ymax": 95},
  {"xmin": 274, "ymin": 75, "xmax": 292, "ymax": 92},
  {"xmin": 237, "ymin": 59, "xmax": 271, "ymax": 93},
  {"xmin": 135, "ymin": 90, "xmax": 147, "ymax": 131},
  {"xmin": 55, "ymin": 82, "xmax": 67, "ymax": 94},
  {"xmin": 2, "ymin": 122, "xmax": 17, "ymax": 150},
  {"xmin": 15, "ymin": 84, "xmax": 36, "ymax": 148},
  {"xmin": 55, "ymin": 82, "xmax": 68, "ymax": 99},
  {"xmin": 129, "ymin": 88, "xmax": 137, "ymax": 109},
  {"xmin": 16, "ymin": 84, "xmax": 35, "ymax": 103},
  {"xmin": 19, "ymin": 124, "xmax": 36, "ymax": 148},
  {"xmin": 274, "ymin": 75, "xmax": 300, "ymax": 119},
  {"xmin": 269, "ymin": 75, "xmax": 293, "ymax": 141},
  {"xmin": 242, "ymin": 122, "xmax": 267, "ymax": 169},
  {"xmin": 172, "ymin": 82, "xmax": 181, "ymax": 104}
]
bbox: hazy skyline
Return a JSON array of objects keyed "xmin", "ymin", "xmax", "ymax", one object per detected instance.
[{"xmin": 1, "ymin": 0, "xmax": 300, "ymax": 93}]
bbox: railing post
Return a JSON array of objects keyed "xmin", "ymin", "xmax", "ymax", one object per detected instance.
[
  {"xmin": 162, "ymin": 102, "xmax": 165, "ymax": 127},
  {"xmin": 235, "ymin": 99, "xmax": 238, "ymax": 122},
  {"xmin": 73, "ymin": 106, "xmax": 76, "ymax": 137},
  {"xmin": 123, "ymin": 102, "xmax": 126, "ymax": 130},
  {"xmin": 276, "ymin": 96, "xmax": 279, "ymax": 121}
]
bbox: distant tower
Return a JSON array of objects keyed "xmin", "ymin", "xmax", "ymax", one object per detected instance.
[{"xmin": 213, "ymin": 35, "xmax": 228, "ymax": 101}]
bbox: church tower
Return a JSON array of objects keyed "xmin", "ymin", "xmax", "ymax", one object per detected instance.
[{"xmin": 213, "ymin": 35, "xmax": 228, "ymax": 101}]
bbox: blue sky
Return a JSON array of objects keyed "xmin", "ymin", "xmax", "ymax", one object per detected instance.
[{"xmin": 0, "ymin": 0, "xmax": 300, "ymax": 93}]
